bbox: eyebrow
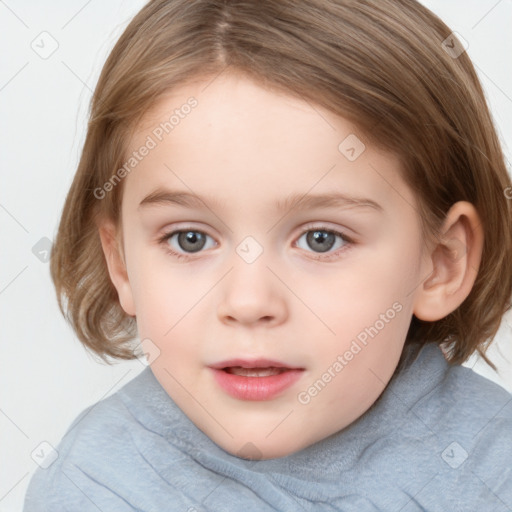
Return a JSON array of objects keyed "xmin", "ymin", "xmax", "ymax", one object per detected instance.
[{"xmin": 138, "ymin": 189, "xmax": 384, "ymax": 213}]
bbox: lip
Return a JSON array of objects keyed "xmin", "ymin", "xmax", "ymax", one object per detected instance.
[
  {"xmin": 208, "ymin": 358, "xmax": 305, "ymax": 401},
  {"xmin": 208, "ymin": 358, "xmax": 302, "ymax": 370}
]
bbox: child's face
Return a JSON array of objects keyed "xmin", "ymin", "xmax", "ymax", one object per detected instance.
[{"xmin": 106, "ymin": 72, "xmax": 432, "ymax": 459}]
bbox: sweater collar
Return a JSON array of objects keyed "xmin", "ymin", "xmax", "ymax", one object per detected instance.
[{"xmin": 123, "ymin": 341, "xmax": 449, "ymax": 476}]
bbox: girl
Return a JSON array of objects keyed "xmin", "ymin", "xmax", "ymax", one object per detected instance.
[{"xmin": 25, "ymin": 0, "xmax": 512, "ymax": 510}]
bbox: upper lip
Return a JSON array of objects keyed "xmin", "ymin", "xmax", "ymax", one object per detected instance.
[{"xmin": 208, "ymin": 358, "xmax": 304, "ymax": 370}]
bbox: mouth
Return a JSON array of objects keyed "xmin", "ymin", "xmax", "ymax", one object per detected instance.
[
  {"xmin": 209, "ymin": 358, "xmax": 303, "ymax": 371},
  {"xmin": 208, "ymin": 358, "xmax": 305, "ymax": 401},
  {"xmin": 222, "ymin": 366, "xmax": 291, "ymax": 377}
]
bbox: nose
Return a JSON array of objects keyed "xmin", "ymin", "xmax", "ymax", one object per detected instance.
[{"xmin": 217, "ymin": 253, "xmax": 288, "ymax": 327}]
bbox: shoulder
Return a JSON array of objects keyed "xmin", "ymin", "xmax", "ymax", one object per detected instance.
[
  {"xmin": 396, "ymin": 342, "xmax": 512, "ymax": 434},
  {"xmin": 419, "ymin": 357, "xmax": 512, "ymax": 442},
  {"xmin": 23, "ymin": 392, "xmax": 129, "ymax": 510},
  {"xmin": 363, "ymin": 344, "xmax": 512, "ymax": 510},
  {"xmin": 412, "ymin": 357, "xmax": 512, "ymax": 509},
  {"xmin": 443, "ymin": 364, "xmax": 512, "ymax": 486},
  {"xmin": 23, "ymin": 367, "xmax": 189, "ymax": 511}
]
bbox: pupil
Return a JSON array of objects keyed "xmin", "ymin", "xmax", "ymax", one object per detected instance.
[
  {"xmin": 179, "ymin": 231, "xmax": 206, "ymax": 253},
  {"xmin": 308, "ymin": 230, "xmax": 334, "ymax": 253}
]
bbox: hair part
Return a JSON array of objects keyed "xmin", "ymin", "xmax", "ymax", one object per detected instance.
[{"xmin": 50, "ymin": 0, "xmax": 512, "ymax": 370}]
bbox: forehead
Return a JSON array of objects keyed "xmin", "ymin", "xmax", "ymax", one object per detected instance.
[{"xmin": 123, "ymin": 73, "xmax": 416, "ymax": 218}]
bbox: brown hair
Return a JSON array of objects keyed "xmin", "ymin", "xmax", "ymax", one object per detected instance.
[{"xmin": 50, "ymin": 0, "xmax": 512, "ymax": 370}]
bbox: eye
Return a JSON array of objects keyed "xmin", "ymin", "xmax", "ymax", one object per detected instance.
[
  {"xmin": 158, "ymin": 229, "xmax": 216, "ymax": 260},
  {"xmin": 294, "ymin": 225, "xmax": 353, "ymax": 260},
  {"xmin": 157, "ymin": 225, "xmax": 354, "ymax": 262}
]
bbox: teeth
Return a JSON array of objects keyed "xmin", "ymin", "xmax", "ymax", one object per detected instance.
[{"xmin": 225, "ymin": 367, "xmax": 287, "ymax": 377}]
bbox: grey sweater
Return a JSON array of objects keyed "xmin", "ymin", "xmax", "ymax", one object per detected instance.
[{"xmin": 24, "ymin": 342, "xmax": 512, "ymax": 511}]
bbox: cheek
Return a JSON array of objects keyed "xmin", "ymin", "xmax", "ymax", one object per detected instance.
[
  {"xmin": 315, "ymin": 238, "xmax": 419, "ymax": 365},
  {"xmin": 356, "ymin": 228, "xmax": 422, "ymax": 300},
  {"xmin": 123, "ymin": 244, "xmax": 171, "ymax": 332},
  {"xmin": 319, "ymin": 243, "xmax": 417, "ymax": 325},
  {"xmin": 128, "ymin": 253, "xmax": 210, "ymax": 345}
]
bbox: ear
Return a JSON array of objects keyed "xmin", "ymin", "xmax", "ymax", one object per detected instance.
[
  {"xmin": 97, "ymin": 219, "xmax": 136, "ymax": 317},
  {"xmin": 413, "ymin": 201, "xmax": 484, "ymax": 322}
]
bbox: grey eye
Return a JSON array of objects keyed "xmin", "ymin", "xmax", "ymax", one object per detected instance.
[
  {"xmin": 296, "ymin": 229, "xmax": 347, "ymax": 254},
  {"xmin": 165, "ymin": 230, "xmax": 215, "ymax": 254}
]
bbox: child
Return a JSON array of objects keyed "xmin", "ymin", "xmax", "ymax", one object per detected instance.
[{"xmin": 24, "ymin": 0, "xmax": 512, "ymax": 510}]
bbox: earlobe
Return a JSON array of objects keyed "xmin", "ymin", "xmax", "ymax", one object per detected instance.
[
  {"xmin": 98, "ymin": 220, "xmax": 136, "ymax": 317},
  {"xmin": 413, "ymin": 201, "xmax": 483, "ymax": 322}
]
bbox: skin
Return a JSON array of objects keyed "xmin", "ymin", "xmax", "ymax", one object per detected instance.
[{"xmin": 99, "ymin": 72, "xmax": 483, "ymax": 460}]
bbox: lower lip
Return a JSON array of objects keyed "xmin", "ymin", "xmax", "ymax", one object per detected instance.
[{"xmin": 210, "ymin": 368, "xmax": 304, "ymax": 401}]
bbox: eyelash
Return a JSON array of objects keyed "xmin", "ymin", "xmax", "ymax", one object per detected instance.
[{"xmin": 157, "ymin": 224, "xmax": 355, "ymax": 262}]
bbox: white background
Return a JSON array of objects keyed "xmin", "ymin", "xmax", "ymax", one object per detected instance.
[{"xmin": 1, "ymin": 1, "xmax": 511, "ymax": 510}]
